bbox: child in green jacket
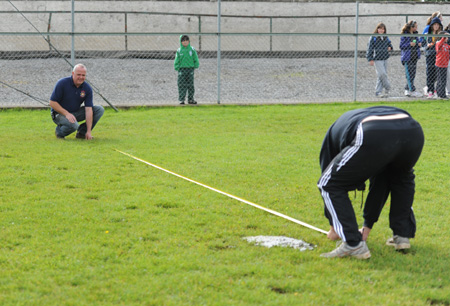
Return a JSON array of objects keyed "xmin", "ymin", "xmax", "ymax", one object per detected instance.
[{"xmin": 174, "ymin": 35, "xmax": 200, "ymax": 104}]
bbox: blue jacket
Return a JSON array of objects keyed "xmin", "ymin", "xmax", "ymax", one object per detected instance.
[
  {"xmin": 400, "ymin": 31, "xmax": 421, "ymax": 62},
  {"xmin": 425, "ymin": 17, "xmax": 443, "ymax": 57},
  {"xmin": 366, "ymin": 36, "xmax": 393, "ymax": 61}
]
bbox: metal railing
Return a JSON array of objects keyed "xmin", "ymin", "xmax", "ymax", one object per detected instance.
[
  {"xmin": 0, "ymin": 8, "xmax": 441, "ymax": 107},
  {"xmin": 0, "ymin": 10, "xmax": 434, "ymax": 52}
]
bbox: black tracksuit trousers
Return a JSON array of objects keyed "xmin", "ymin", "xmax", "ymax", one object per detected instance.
[{"xmin": 318, "ymin": 117, "xmax": 424, "ymax": 243}]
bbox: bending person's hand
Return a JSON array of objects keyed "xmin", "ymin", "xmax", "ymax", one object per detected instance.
[
  {"xmin": 359, "ymin": 226, "xmax": 371, "ymax": 241},
  {"xmin": 327, "ymin": 226, "xmax": 340, "ymax": 240}
]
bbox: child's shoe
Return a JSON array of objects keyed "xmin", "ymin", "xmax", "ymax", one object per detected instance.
[{"xmin": 410, "ymin": 91, "xmax": 423, "ymax": 98}]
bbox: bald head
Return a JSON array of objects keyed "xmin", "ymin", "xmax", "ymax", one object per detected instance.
[
  {"xmin": 72, "ymin": 64, "xmax": 87, "ymax": 87},
  {"xmin": 73, "ymin": 63, "xmax": 87, "ymax": 73}
]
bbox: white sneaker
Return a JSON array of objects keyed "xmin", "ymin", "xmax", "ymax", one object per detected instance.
[
  {"xmin": 427, "ymin": 92, "xmax": 434, "ymax": 99},
  {"xmin": 411, "ymin": 91, "xmax": 423, "ymax": 98},
  {"xmin": 386, "ymin": 235, "xmax": 410, "ymax": 250},
  {"xmin": 436, "ymin": 96, "xmax": 449, "ymax": 100},
  {"xmin": 404, "ymin": 90, "xmax": 411, "ymax": 96},
  {"xmin": 433, "ymin": 91, "xmax": 438, "ymax": 99},
  {"xmin": 423, "ymin": 86, "xmax": 428, "ymax": 96},
  {"xmin": 321, "ymin": 241, "xmax": 371, "ymax": 259}
]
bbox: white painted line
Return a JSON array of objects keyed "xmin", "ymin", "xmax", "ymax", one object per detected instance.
[{"xmin": 115, "ymin": 149, "xmax": 327, "ymax": 235}]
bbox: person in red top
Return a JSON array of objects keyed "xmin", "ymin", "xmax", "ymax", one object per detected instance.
[{"xmin": 435, "ymin": 31, "xmax": 450, "ymax": 99}]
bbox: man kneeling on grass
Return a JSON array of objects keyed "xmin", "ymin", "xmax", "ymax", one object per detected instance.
[
  {"xmin": 50, "ymin": 64, "xmax": 104, "ymax": 140},
  {"xmin": 317, "ymin": 106, "xmax": 424, "ymax": 259}
]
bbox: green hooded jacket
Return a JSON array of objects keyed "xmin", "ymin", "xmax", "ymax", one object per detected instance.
[{"xmin": 174, "ymin": 35, "xmax": 200, "ymax": 71}]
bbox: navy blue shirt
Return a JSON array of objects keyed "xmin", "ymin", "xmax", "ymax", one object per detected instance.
[{"xmin": 50, "ymin": 76, "xmax": 93, "ymax": 114}]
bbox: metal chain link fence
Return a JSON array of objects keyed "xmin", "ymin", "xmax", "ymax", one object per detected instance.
[{"xmin": 0, "ymin": 10, "xmax": 439, "ymax": 108}]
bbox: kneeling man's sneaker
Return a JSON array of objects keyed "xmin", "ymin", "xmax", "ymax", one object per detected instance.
[
  {"xmin": 76, "ymin": 132, "xmax": 85, "ymax": 139},
  {"xmin": 320, "ymin": 241, "xmax": 371, "ymax": 259},
  {"xmin": 55, "ymin": 131, "xmax": 65, "ymax": 139},
  {"xmin": 386, "ymin": 235, "xmax": 410, "ymax": 250}
]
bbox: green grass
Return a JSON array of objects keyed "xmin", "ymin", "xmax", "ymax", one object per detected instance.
[{"xmin": 1, "ymin": 101, "xmax": 449, "ymax": 305}]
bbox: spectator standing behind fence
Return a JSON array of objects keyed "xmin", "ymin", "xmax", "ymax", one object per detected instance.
[
  {"xmin": 400, "ymin": 20, "xmax": 423, "ymax": 98},
  {"xmin": 424, "ymin": 17, "xmax": 443, "ymax": 99},
  {"xmin": 366, "ymin": 23, "xmax": 393, "ymax": 98},
  {"xmin": 49, "ymin": 64, "xmax": 104, "ymax": 140},
  {"xmin": 434, "ymin": 31, "xmax": 450, "ymax": 99},
  {"xmin": 422, "ymin": 11, "xmax": 443, "ymax": 95},
  {"xmin": 174, "ymin": 35, "xmax": 199, "ymax": 105},
  {"xmin": 444, "ymin": 23, "xmax": 450, "ymax": 95},
  {"xmin": 422, "ymin": 11, "xmax": 443, "ymax": 38}
]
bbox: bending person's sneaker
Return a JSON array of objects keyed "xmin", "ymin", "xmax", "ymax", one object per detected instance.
[
  {"xmin": 386, "ymin": 235, "xmax": 410, "ymax": 250},
  {"xmin": 321, "ymin": 241, "xmax": 371, "ymax": 259}
]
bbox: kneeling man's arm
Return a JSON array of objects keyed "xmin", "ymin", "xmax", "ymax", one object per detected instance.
[
  {"xmin": 50, "ymin": 100, "xmax": 77, "ymax": 123},
  {"xmin": 84, "ymin": 106, "xmax": 93, "ymax": 140}
]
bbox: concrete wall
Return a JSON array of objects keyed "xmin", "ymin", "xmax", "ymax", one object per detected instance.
[{"xmin": 1, "ymin": 1, "xmax": 448, "ymax": 52}]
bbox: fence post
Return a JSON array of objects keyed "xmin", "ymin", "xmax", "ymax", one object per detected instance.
[
  {"xmin": 125, "ymin": 13, "xmax": 128, "ymax": 51},
  {"xmin": 270, "ymin": 17, "xmax": 273, "ymax": 52},
  {"xmin": 199, "ymin": 15, "xmax": 202, "ymax": 51},
  {"xmin": 337, "ymin": 16, "xmax": 341, "ymax": 51},
  {"xmin": 353, "ymin": 1, "xmax": 359, "ymax": 102},
  {"xmin": 217, "ymin": 0, "xmax": 221, "ymax": 104},
  {"xmin": 71, "ymin": 0, "xmax": 75, "ymax": 66}
]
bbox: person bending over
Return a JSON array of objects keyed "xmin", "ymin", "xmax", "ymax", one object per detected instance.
[{"xmin": 318, "ymin": 106, "xmax": 424, "ymax": 259}]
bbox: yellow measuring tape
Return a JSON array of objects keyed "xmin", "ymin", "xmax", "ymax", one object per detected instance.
[{"xmin": 115, "ymin": 149, "xmax": 327, "ymax": 235}]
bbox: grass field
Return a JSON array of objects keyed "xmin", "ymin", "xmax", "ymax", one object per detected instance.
[{"xmin": 1, "ymin": 101, "xmax": 449, "ymax": 305}]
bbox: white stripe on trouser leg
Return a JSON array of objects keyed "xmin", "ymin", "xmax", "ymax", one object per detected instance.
[
  {"xmin": 322, "ymin": 189, "xmax": 346, "ymax": 240},
  {"xmin": 336, "ymin": 123, "xmax": 364, "ymax": 171},
  {"xmin": 318, "ymin": 165, "xmax": 346, "ymax": 240},
  {"xmin": 318, "ymin": 123, "xmax": 364, "ymax": 241}
]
